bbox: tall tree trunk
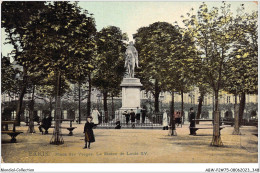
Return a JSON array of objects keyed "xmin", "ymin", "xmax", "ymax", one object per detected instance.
[
  {"xmin": 154, "ymin": 79, "xmax": 160, "ymax": 112},
  {"xmin": 103, "ymin": 91, "xmax": 108, "ymax": 123},
  {"xmin": 16, "ymin": 85, "xmax": 26, "ymax": 126},
  {"xmin": 50, "ymin": 71, "xmax": 63, "ymax": 145},
  {"xmin": 78, "ymin": 82, "xmax": 81, "ymax": 124},
  {"xmin": 232, "ymin": 95, "xmax": 241, "ymax": 135},
  {"xmin": 212, "ymin": 94, "xmax": 215, "ymax": 113},
  {"xmin": 196, "ymin": 93, "xmax": 204, "ymax": 124},
  {"xmin": 181, "ymin": 90, "xmax": 184, "ymax": 124},
  {"xmin": 169, "ymin": 93, "xmax": 174, "ymax": 116},
  {"xmin": 49, "ymin": 97, "xmax": 53, "ymax": 114},
  {"xmin": 239, "ymin": 92, "xmax": 246, "ymax": 126},
  {"xmin": 211, "ymin": 90, "xmax": 223, "ymax": 146},
  {"xmin": 28, "ymin": 85, "xmax": 35, "ymax": 133},
  {"xmin": 169, "ymin": 91, "xmax": 177, "ymax": 136},
  {"xmin": 87, "ymin": 74, "xmax": 92, "ymax": 119},
  {"xmin": 111, "ymin": 96, "xmax": 114, "ymax": 119},
  {"xmin": 8, "ymin": 30, "xmax": 26, "ymax": 126}
]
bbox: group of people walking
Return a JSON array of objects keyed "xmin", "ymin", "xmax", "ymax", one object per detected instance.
[
  {"xmin": 162, "ymin": 107, "xmax": 196, "ymax": 135},
  {"xmin": 162, "ymin": 109, "xmax": 183, "ymax": 130}
]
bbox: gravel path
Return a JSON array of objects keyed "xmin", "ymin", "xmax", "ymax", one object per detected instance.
[{"xmin": 1, "ymin": 122, "xmax": 258, "ymax": 163}]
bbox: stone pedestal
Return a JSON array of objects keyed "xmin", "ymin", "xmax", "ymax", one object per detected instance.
[{"xmin": 120, "ymin": 78, "xmax": 143, "ymax": 111}]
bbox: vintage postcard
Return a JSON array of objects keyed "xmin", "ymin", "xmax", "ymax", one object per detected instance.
[{"xmin": 1, "ymin": 1, "xmax": 258, "ymax": 172}]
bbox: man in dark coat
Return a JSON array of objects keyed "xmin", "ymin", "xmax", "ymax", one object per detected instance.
[
  {"xmin": 46, "ymin": 116, "xmax": 52, "ymax": 128},
  {"xmin": 39, "ymin": 115, "xmax": 53, "ymax": 134},
  {"xmin": 136, "ymin": 107, "xmax": 141, "ymax": 125},
  {"xmin": 84, "ymin": 116, "xmax": 95, "ymax": 149},
  {"xmin": 130, "ymin": 109, "xmax": 136, "ymax": 128},
  {"xmin": 141, "ymin": 107, "xmax": 147, "ymax": 124},
  {"xmin": 38, "ymin": 116, "xmax": 47, "ymax": 134},
  {"xmin": 189, "ymin": 107, "xmax": 196, "ymax": 135},
  {"xmin": 123, "ymin": 110, "xmax": 130, "ymax": 125}
]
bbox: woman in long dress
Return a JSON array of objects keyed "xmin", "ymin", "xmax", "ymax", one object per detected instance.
[
  {"xmin": 91, "ymin": 108, "xmax": 100, "ymax": 126},
  {"xmin": 162, "ymin": 110, "xmax": 169, "ymax": 130}
]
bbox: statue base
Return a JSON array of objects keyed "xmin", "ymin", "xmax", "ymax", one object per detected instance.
[{"xmin": 120, "ymin": 78, "xmax": 143, "ymax": 111}]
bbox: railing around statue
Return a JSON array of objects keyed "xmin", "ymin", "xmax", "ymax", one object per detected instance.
[
  {"xmin": 149, "ymin": 112, "xmax": 163, "ymax": 125},
  {"xmin": 97, "ymin": 111, "xmax": 163, "ymax": 128}
]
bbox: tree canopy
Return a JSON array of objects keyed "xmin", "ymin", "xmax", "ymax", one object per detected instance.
[
  {"xmin": 134, "ymin": 22, "xmax": 183, "ymax": 112},
  {"xmin": 93, "ymin": 26, "xmax": 127, "ymax": 96},
  {"xmin": 224, "ymin": 8, "xmax": 258, "ymax": 95}
]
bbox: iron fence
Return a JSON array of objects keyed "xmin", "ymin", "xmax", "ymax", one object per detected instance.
[{"xmin": 97, "ymin": 111, "xmax": 163, "ymax": 127}]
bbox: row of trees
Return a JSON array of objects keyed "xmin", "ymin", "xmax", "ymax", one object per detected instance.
[
  {"xmin": 2, "ymin": 1, "xmax": 127, "ymax": 137},
  {"xmin": 2, "ymin": 2, "xmax": 257, "ymax": 146},
  {"xmin": 133, "ymin": 2, "xmax": 257, "ymax": 145}
]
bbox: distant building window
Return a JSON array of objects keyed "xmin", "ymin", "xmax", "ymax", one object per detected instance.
[
  {"xmin": 160, "ymin": 92, "xmax": 165, "ymax": 97},
  {"xmin": 51, "ymin": 110, "xmax": 55, "ymax": 117},
  {"xmin": 189, "ymin": 93, "xmax": 195, "ymax": 104},
  {"xmin": 227, "ymin": 96, "xmax": 231, "ymax": 103},
  {"xmin": 204, "ymin": 98, "xmax": 207, "ymax": 105},
  {"xmin": 63, "ymin": 110, "xmax": 67, "ymax": 119}
]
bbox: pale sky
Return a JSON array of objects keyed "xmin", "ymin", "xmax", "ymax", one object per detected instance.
[{"xmin": 1, "ymin": 1, "xmax": 258, "ymax": 59}]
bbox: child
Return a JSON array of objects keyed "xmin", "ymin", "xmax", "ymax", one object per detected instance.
[
  {"xmin": 115, "ymin": 119, "xmax": 121, "ymax": 129},
  {"xmin": 83, "ymin": 116, "xmax": 95, "ymax": 149},
  {"xmin": 130, "ymin": 109, "xmax": 136, "ymax": 128}
]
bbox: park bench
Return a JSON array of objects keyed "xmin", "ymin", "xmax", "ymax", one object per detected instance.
[
  {"xmin": 191, "ymin": 119, "xmax": 224, "ymax": 135},
  {"xmin": 190, "ymin": 127, "xmax": 224, "ymax": 135},
  {"xmin": 221, "ymin": 121, "xmax": 234, "ymax": 126},
  {"xmin": 194, "ymin": 119, "xmax": 214, "ymax": 124},
  {"xmin": 1, "ymin": 121, "xmax": 23, "ymax": 143},
  {"xmin": 49, "ymin": 119, "xmax": 77, "ymax": 136},
  {"xmin": 221, "ymin": 117, "xmax": 234, "ymax": 126}
]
